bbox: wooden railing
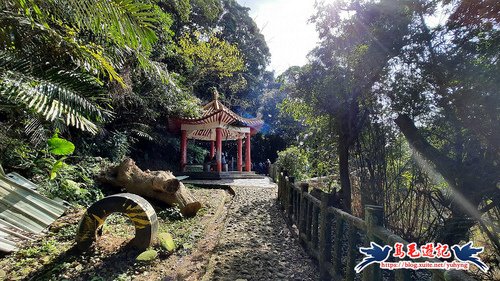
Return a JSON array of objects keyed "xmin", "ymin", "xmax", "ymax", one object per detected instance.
[{"xmin": 269, "ymin": 164, "xmax": 476, "ymax": 281}]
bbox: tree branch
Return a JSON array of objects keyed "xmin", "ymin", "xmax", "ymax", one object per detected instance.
[{"xmin": 394, "ymin": 114, "xmax": 459, "ymax": 185}]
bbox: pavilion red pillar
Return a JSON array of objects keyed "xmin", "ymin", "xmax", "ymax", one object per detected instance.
[
  {"xmin": 245, "ymin": 132, "xmax": 251, "ymax": 172},
  {"xmin": 180, "ymin": 130, "xmax": 187, "ymax": 172},
  {"xmin": 210, "ymin": 141, "xmax": 215, "ymax": 159},
  {"xmin": 216, "ymin": 127, "xmax": 222, "ymax": 172},
  {"xmin": 237, "ymin": 137, "xmax": 243, "ymax": 172}
]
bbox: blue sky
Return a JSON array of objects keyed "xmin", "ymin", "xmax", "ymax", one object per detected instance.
[{"xmin": 237, "ymin": 0, "xmax": 319, "ymax": 75}]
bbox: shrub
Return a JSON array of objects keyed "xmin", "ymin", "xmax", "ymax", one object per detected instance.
[
  {"xmin": 275, "ymin": 146, "xmax": 309, "ymax": 180},
  {"xmin": 37, "ymin": 156, "xmax": 109, "ymax": 206}
]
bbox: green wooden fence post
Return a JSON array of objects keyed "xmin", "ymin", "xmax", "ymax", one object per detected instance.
[
  {"xmin": 299, "ymin": 183, "xmax": 309, "ymax": 235},
  {"xmin": 312, "ymin": 204, "xmax": 320, "ymax": 253},
  {"xmin": 281, "ymin": 170, "xmax": 288, "ymax": 208},
  {"xmin": 306, "ymin": 196, "xmax": 313, "ymax": 243},
  {"xmin": 345, "ymin": 222, "xmax": 357, "ymax": 281},
  {"xmin": 363, "ymin": 205, "xmax": 384, "ymax": 281},
  {"xmin": 319, "ymin": 192, "xmax": 335, "ymax": 280},
  {"xmin": 294, "ymin": 183, "xmax": 300, "ymax": 224},
  {"xmin": 332, "ymin": 214, "xmax": 343, "ymax": 276},
  {"xmin": 294, "ymin": 188, "xmax": 299, "ymax": 224},
  {"xmin": 288, "ymin": 176, "xmax": 295, "ymax": 222},
  {"xmin": 277, "ymin": 169, "xmax": 281, "ymax": 202}
]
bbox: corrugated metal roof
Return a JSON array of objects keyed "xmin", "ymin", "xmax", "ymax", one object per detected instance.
[
  {"xmin": 0, "ymin": 173, "xmax": 68, "ymax": 252},
  {"xmin": 6, "ymin": 172, "xmax": 38, "ymax": 190}
]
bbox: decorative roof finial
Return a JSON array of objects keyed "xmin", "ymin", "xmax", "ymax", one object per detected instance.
[{"xmin": 211, "ymin": 87, "xmax": 219, "ymax": 101}]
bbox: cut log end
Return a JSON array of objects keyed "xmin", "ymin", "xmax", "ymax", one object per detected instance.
[{"xmin": 181, "ymin": 202, "xmax": 202, "ymax": 217}]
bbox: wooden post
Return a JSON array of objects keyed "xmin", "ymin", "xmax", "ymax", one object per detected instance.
[
  {"xmin": 299, "ymin": 183, "xmax": 309, "ymax": 235},
  {"xmin": 332, "ymin": 214, "xmax": 343, "ymax": 276},
  {"xmin": 363, "ymin": 205, "xmax": 384, "ymax": 281},
  {"xmin": 306, "ymin": 197, "xmax": 313, "ymax": 243},
  {"xmin": 312, "ymin": 205, "xmax": 320, "ymax": 249},
  {"xmin": 216, "ymin": 127, "xmax": 222, "ymax": 172},
  {"xmin": 319, "ymin": 193, "xmax": 335, "ymax": 280},
  {"xmin": 277, "ymin": 168, "xmax": 282, "ymax": 203},
  {"xmin": 237, "ymin": 137, "xmax": 243, "ymax": 172},
  {"xmin": 346, "ymin": 222, "xmax": 358, "ymax": 281},
  {"xmin": 245, "ymin": 132, "xmax": 251, "ymax": 172},
  {"xmin": 294, "ymin": 187, "xmax": 300, "ymax": 224},
  {"xmin": 180, "ymin": 130, "xmax": 187, "ymax": 172},
  {"xmin": 280, "ymin": 170, "xmax": 288, "ymax": 208},
  {"xmin": 288, "ymin": 176, "xmax": 295, "ymax": 221}
]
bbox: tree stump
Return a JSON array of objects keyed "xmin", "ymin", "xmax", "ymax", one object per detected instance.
[{"xmin": 99, "ymin": 158, "xmax": 201, "ymax": 217}]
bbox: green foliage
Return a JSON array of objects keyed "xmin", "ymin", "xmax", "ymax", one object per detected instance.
[
  {"xmin": 275, "ymin": 146, "xmax": 309, "ymax": 181},
  {"xmin": 175, "ymin": 31, "xmax": 247, "ymax": 101},
  {"xmin": 47, "ymin": 133, "xmax": 75, "ymax": 156},
  {"xmin": 45, "ymin": 131, "xmax": 75, "ymax": 180},
  {"xmin": 54, "ymin": 224, "xmax": 78, "ymax": 242},
  {"xmin": 17, "ymin": 239, "xmax": 58, "ymax": 258},
  {"xmin": 105, "ymin": 131, "xmax": 132, "ymax": 162},
  {"xmin": 272, "ymin": 0, "xmax": 500, "ymax": 258},
  {"xmin": 178, "ymin": 32, "xmax": 245, "ymax": 79},
  {"xmin": 0, "ymin": 0, "xmax": 176, "ymax": 135},
  {"xmin": 1, "ymin": 0, "xmax": 161, "ymax": 77},
  {"xmin": 187, "ymin": 142, "xmax": 208, "ymax": 165},
  {"xmin": 0, "ymin": 51, "xmax": 110, "ymax": 134},
  {"xmin": 49, "ymin": 159, "xmax": 65, "ymax": 180},
  {"xmin": 0, "ymin": 137, "xmax": 39, "ymax": 172},
  {"xmin": 279, "ymin": 97, "xmax": 336, "ymax": 177},
  {"xmin": 38, "ymin": 156, "xmax": 108, "ymax": 206}
]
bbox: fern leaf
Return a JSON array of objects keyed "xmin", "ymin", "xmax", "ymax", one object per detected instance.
[{"xmin": 0, "ymin": 51, "xmax": 111, "ymax": 134}]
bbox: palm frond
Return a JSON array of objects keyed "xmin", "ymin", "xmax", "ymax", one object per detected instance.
[
  {"xmin": 3, "ymin": 0, "xmax": 158, "ymax": 50},
  {"xmin": 24, "ymin": 118, "xmax": 47, "ymax": 145},
  {"xmin": 0, "ymin": 51, "xmax": 112, "ymax": 134},
  {"xmin": 64, "ymin": 0, "xmax": 158, "ymax": 51},
  {"xmin": 0, "ymin": 11, "xmax": 126, "ymax": 85},
  {"xmin": 2, "ymin": 0, "xmax": 160, "ymax": 74},
  {"xmin": 130, "ymin": 129, "xmax": 154, "ymax": 141}
]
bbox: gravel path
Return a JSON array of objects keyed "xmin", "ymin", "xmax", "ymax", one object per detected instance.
[
  {"xmin": 184, "ymin": 178, "xmax": 276, "ymax": 188},
  {"xmin": 204, "ymin": 185, "xmax": 318, "ymax": 281}
]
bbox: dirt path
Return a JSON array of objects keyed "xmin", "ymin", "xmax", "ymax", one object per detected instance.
[
  {"xmin": 202, "ymin": 185, "xmax": 318, "ymax": 281},
  {"xmin": 1, "ymin": 180, "xmax": 318, "ymax": 281}
]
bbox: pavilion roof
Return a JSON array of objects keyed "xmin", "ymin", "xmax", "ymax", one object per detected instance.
[{"xmin": 168, "ymin": 91, "xmax": 263, "ymax": 141}]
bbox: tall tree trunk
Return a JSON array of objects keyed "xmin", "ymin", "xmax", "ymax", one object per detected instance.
[
  {"xmin": 394, "ymin": 114, "xmax": 498, "ymax": 245},
  {"xmin": 338, "ymin": 126, "xmax": 352, "ymax": 213}
]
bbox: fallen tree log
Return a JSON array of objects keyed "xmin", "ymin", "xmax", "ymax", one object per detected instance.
[{"xmin": 99, "ymin": 158, "xmax": 201, "ymax": 217}]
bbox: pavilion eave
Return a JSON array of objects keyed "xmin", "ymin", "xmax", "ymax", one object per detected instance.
[{"xmin": 170, "ymin": 89, "xmax": 262, "ymax": 173}]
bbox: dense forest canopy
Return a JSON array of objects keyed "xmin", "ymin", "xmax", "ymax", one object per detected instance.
[
  {"xmin": 0, "ymin": 0, "xmax": 271, "ymax": 169},
  {"xmin": 274, "ymin": 1, "xmax": 499, "ymax": 277},
  {"xmin": 0, "ymin": 0, "xmax": 498, "ymax": 278}
]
